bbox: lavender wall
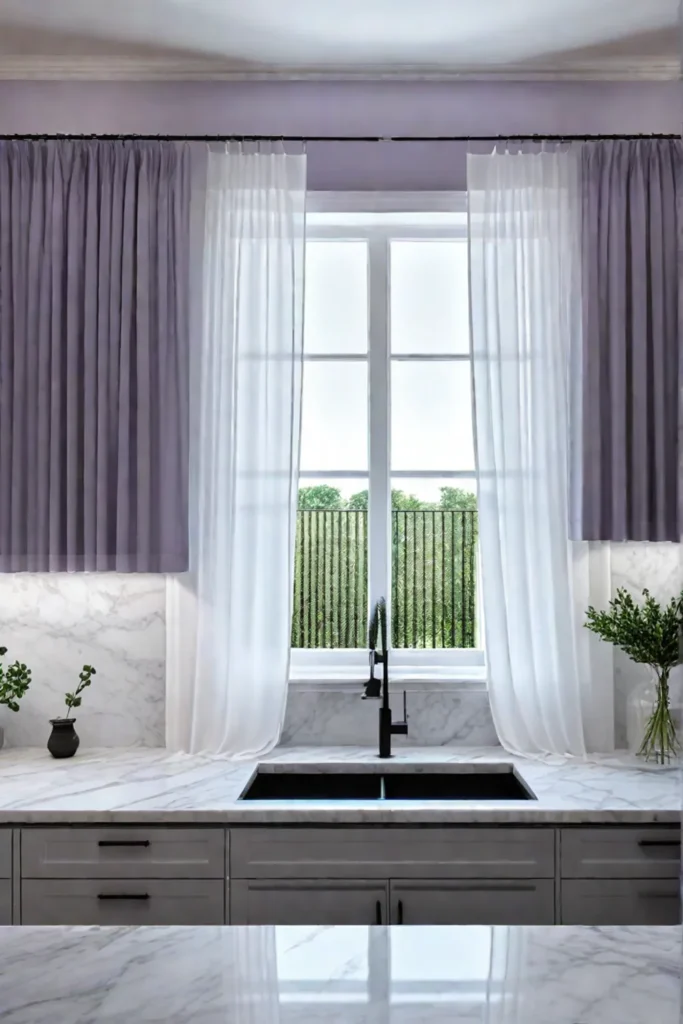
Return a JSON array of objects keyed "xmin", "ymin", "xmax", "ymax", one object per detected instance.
[{"xmin": 0, "ymin": 79, "xmax": 679, "ymax": 190}]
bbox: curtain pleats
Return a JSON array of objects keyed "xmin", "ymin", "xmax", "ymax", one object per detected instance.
[
  {"xmin": 166, "ymin": 145, "xmax": 307, "ymax": 757},
  {"xmin": 0, "ymin": 140, "xmax": 191, "ymax": 571},
  {"xmin": 468, "ymin": 147, "xmax": 614, "ymax": 757},
  {"xmin": 578, "ymin": 140, "xmax": 682, "ymax": 542}
]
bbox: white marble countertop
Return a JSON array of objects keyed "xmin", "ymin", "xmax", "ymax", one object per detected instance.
[
  {"xmin": 0, "ymin": 745, "xmax": 679, "ymax": 823},
  {"xmin": 0, "ymin": 923, "xmax": 680, "ymax": 1023}
]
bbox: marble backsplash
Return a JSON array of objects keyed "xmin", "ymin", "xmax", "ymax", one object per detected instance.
[
  {"xmin": 0, "ymin": 575, "xmax": 165, "ymax": 749},
  {"xmin": 0, "ymin": 540, "xmax": 679, "ymax": 750},
  {"xmin": 281, "ymin": 687, "xmax": 498, "ymax": 747}
]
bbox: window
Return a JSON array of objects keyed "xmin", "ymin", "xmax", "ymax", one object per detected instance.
[{"xmin": 291, "ymin": 194, "xmax": 483, "ymax": 683}]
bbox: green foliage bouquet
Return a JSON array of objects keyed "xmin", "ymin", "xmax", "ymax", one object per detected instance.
[{"xmin": 585, "ymin": 588, "xmax": 683, "ymax": 764}]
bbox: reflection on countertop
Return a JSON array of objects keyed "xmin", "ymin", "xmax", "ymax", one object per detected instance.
[
  {"xmin": 0, "ymin": 745, "xmax": 679, "ymax": 823},
  {"xmin": 0, "ymin": 923, "xmax": 680, "ymax": 1024}
]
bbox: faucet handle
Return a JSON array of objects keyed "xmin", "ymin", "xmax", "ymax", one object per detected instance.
[
  {"xmin": 362, "ymin": 676, "xmax": 381, "ymax": 699},
  {"xmin": 362, "ymin": 649, "xmax": 381, "ymax": 699}
]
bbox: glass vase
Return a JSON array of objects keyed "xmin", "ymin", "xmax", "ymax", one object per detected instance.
[{"xmin": 626, "ymin": 673, "xmax": 683, "ymax": 764}]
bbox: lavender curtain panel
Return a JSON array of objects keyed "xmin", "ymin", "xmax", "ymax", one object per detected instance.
[
  {"xmin": 577, "ymin": 139, "xmax": 682, "ymax": 541},
  {"xmin": 0, "ymin": 140, "xmax": 191, "ymax": 570}
]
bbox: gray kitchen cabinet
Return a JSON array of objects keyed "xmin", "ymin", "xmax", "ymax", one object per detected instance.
[
  {"xmin": 561, "ymin": 827, "xmax": 681, "ymax": 879},
  {"xmin": 0, "ymin": 880, "xmax": 11, "ymax": 924},
  {"xmin": 230, "ymin": 879, "xmax": 388, "ymax": 925},
  {"xmin": 21, "ymin": 827, "xmax": 225, "ymax": 880},
  {"xmin": 0, "ymin": 829, "xmax": 11, "ymax": 879},
  {"xmin": 21, "ymin": 878, "xmax": 225, "ymax": 925},
  {"xmin": 230, "ymin": 827, "xmax": 554, "ymax": 880},
  {"xmin": 561, "ymin": 879, "xmax": 681, "ymax": 926},
  {"xmin": 389, "ymin": 879, "xmax": 555, "ymax": 925}
]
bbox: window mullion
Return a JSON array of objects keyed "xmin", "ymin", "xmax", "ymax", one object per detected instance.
[{"xmin": 368, "ymin": 236, "xmax": 391, "ymax": 644}]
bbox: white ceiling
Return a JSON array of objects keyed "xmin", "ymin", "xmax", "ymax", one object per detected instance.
[{"xmin": 0, "ymin": 0, "xmax": 678, "ymax": 78}]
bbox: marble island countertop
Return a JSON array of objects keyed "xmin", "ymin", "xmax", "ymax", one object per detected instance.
[
  {"xmin": 0, "ymin": 745, "xmax": 679, "ymax": 823},
  {"xmin": 0, "ymin": 923, "xmax": 680, "ymax": 1023}
]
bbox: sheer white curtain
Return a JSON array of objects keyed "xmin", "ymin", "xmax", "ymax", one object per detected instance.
[
  {"xmin": 166, "ymin": 144, "xmax": 306, "ymax": 756},
  {"xmin": 468, "ymin": 147, "xmax": 614, "ymax": 757}
]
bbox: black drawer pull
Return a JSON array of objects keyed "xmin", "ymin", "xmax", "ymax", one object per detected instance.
[
  {"xmin": 375, "ymin": 900, "xmax": 382, "ymax": 925},
  {"xmin": 98, "ymin": 840, "xmax": 151, "ymax": 848},
  {"xmin": 97, "ymin": 893, "xmax": 150, "ymax": 901},
  {"xmin": 638, "ymin": 839, "xmax": 681, "ymax": 848},
  {"xmin": 397, "ymin": 899, "xmax": 404, "ymax": 925}
]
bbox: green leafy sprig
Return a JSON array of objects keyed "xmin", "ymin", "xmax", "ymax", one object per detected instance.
[
  {"xmin": 63, "ymin": 665, "xmax": 97, "ymax": 718},
  {"xmin": 0, "ymin": 646, "xmax": 31, "ymax": 713}
]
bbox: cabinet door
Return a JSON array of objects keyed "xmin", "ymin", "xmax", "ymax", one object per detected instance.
[
  {"xmin": 561, "ymin": 880, "xmax": 681, "ymax": 926},
  {"xmin": 21, "ymin": 879, "xmax": 225, "ymax": 925},
  {"xmin": 0, "ymin": 830, "xmax": 11, "ymax": 879},
  {"xmin": 390, "ymin": 879, "xmax": 555, "ymax": 925},
  {"xmin": 0, "ymin": 880, "xmax": 11, "ymax": 924},
  {"xmin": 230, "ymin": 879, "xmax": 388, "ymax": 925}
]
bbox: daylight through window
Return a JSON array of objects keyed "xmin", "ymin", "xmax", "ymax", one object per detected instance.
[{"xmin": 292, "ymin": 200, "xmax": 481, "ymax": 676}]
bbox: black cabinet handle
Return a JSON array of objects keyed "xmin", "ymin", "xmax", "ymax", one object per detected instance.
[
  {"xmin": 397, "ymin": 899, "xmax": 403, "ymax": 925},
  {"xmin": 375, "ymin": 900, "xmax": 382, "ymax": 925},
  {"xmin": 638, "ymin": 839, "xmax": 681, "ymax": 848},
  {"xmin": 97, "ymin": 893, "xmax": 150, "ymax": 901},
  {"xmin": 98, "ymin": 840, "xmax": 151, "ymax": 848}
]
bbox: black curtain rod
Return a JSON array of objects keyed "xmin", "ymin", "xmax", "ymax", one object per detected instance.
[{"xmin": 0, "ymin": 133, "xmax": 678, "ymax": 143}]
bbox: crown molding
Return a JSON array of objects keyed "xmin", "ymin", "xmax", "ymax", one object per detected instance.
[{"xmin": 0, "ymin": 55, "xmax": 677, "ymax": 82}]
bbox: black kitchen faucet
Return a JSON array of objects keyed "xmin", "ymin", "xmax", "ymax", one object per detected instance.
[{"xmin": 362, "ymin": 598, "xmax": 408, "ymax": 758}]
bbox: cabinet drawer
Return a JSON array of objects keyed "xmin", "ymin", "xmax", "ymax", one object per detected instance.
[
  {"xmin": 230, "ymin": 827, "xmax": 554, "ymax": 879},
  {"xmin": 390, "ymin": 879, "xmax": 555, "ymax": 925},
  {"xmin": 21, "ymin": 879, "xmax": 225, "ymax": 925},
  {"xmin": 0, "ymin": 829, "xmax": 11, "ymax": 878},
  {"xmin": 561, "ymin": 879, "xmax": 681, "ymax": 925},
  {"xmin": 230, "ymin": 878, "xmax": 388, "ymax": 925},
  {"xmin": 561, "ymin": 827, "xmax": 681, "ymax": 879},
  {"xmin": 0, "ymin": 880, "xmax": 10, "ymax": 924},
  {"xmin": 21, "ymin": 827, "xmax": 225, "ymax": 879}
]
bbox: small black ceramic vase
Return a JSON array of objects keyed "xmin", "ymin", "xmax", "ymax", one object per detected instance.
[{"xmin": 47, "ymin": 718, "xmax": 80, "ymax": 759}]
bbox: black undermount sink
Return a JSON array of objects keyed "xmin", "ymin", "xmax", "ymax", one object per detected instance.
[
  {"xmin": 240, "ymin": 772, "xmax": 382, "ymax": 801},
  {"xmin": 381, "ymin": 772, "xmax": 534, "ymax": 801},
  {"xmin": 239, "ymin": 768, "xmax": 536, "ymax": 802}
]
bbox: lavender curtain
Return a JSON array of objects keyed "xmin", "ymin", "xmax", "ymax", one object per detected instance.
[
  {"xmin": 0, "ymin": 140, "xmax": 191, "ymax": 571},
  {"xmin": 577, "ymin": 139, "xmax": 682, "ymax": 541}
]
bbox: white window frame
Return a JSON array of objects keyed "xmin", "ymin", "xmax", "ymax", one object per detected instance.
[{"xmin": 290, "ymin": 192, "xmax": 485, "ymax": 689}]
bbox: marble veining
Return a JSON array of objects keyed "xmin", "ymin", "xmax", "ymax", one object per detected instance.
[
  {"xmin": 0, "ymin": 923, "xmax": 679, "ymax": 1024},
  {"xmin": 282, "ymin": 687, "xmax": 499, "ymax": 747},
  {"xmin": 0, "ymin": 745, "xmax": 679, "ymax": 823},
  {"xmin": 0, "ymin": 574, "xmax": 166, "ymax": 749}
]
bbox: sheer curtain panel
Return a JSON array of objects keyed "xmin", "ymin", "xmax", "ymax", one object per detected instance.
[
  {"xmin": 0, "ymin": 141, "xmax": 191, "ymax": 571},
  {"xmin": 166, "ymin": 145, "xmax": 306, "ymax": 757},
  {"xmin": 468, "ymin": 148, "xmax": 614, "ymax": 757}
]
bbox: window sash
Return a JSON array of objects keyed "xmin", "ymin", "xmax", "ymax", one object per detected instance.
[{"xmin": 297, "ymin": 197, "xmax": 483, "ymax": 678}]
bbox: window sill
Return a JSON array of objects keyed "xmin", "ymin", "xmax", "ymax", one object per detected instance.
[{"xmin": 289, "ymin": 668, "xmax": 488, "ymax": 693}]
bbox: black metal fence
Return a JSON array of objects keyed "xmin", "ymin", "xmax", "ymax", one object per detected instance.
[{"xmin": 291, "ymin": 509, "xmax": 478, "ymax": 649}]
